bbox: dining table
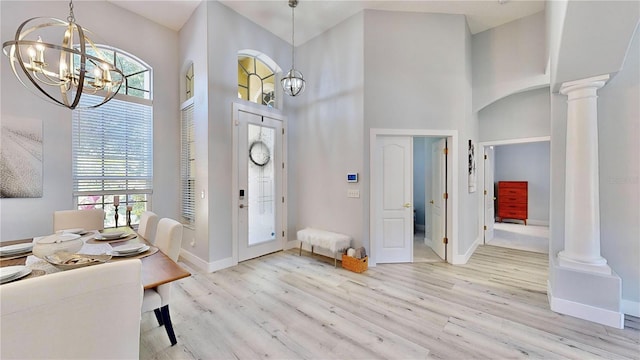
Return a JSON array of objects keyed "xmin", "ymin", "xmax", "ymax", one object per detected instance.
[{"xmin": 0, "ymin": 227, "xmax": 191, "ymax": 289}]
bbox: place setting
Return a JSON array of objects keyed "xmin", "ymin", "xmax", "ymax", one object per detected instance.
[
  {"xmin": 0, "ymin": 242, "xmax": 34, "ymax": 261},
  {"xmin": 107, "ymin": 243, "xmax": 158, "ymax": 260},
  {"xmin": 87, "ymin": 231, "xmax": 137, "ymax": 244},
  {"xmin": 0, "ymin": 265, "xmax": 44, "ymax": 285}
]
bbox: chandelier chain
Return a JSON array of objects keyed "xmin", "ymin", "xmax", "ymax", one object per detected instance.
[
  {"xmin": 67, "ymin": 0, "xmax": 75, "ymax": 23},
  {"xmin": 291, "ymin": 3, "xmax": 295, "ymax": 68}
]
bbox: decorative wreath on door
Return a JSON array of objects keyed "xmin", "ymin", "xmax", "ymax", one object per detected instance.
[{"xmin": 249, "ymin": 140, "xmax": 271, "ymax": 166}]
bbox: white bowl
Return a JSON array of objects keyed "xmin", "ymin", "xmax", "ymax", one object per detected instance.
[{"xmin": 32, "ymin": 234, "xmax": 83, "ymax": 259}]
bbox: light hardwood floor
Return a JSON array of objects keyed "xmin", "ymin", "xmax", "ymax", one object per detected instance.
[{"xmin": 140, "ymin": 245, "xmax": 640, "ymax": 359}]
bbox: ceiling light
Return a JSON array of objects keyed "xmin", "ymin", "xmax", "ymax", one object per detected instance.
[
  {"xmin": 2, "ymin": 0, "xmax": 124, "ymax": 109},
  {"xmin": 281, "ymin": 0, "xmax": 305, "ymax": 97}
]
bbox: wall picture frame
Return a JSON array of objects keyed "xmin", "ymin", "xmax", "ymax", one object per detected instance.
[{"xmin": 468, "ymin": 139, "xmax": 477, "ymax": 193}]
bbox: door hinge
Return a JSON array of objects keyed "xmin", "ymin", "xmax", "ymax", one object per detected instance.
[
  {"xmin": 282, "ymin": 231, "xmax": 285, "ymax": 237},
  {"xmin": 443, "ymin": 237, "xmax": 448, "ymax": 244},
  {"xmin": 484, "ymin": 190, "xmax": 487, "ymax": 195},
  {"xmin": 484, "ymin": 154, "xmax": 487, "ymax": 160},
  {"xmin": 282, "ymin": 128, "xmax": 285, "ymax": 135},
  {"xmin": 484, "ymin": 225, "xmax": 487, "ymax": 230},
  {"xmin": 443, "ymin": 192, "xmax": 448, "ymax": 199},
  {"xmin": 282, "ymin": 196, "xmax": 285, "ymax": 203},
  {"xmin": 282, "ymin": 162, "xmax": 285, "ymax": 169},
  {"xmin": 443, "ymin": 147, "xmax": 448, "ymax": 155}
]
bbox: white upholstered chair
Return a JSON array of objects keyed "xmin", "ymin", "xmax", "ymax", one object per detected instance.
[
  {"xmin": 137, "ymin": 211, "xmax": 159, "ymax": 244},
  {"xmin": 1, "ymin": 260, "xmax": 143, "ymax": 359},
  {"xmin": 53, "ymin": 209, "xmax": 105, "ymax": 232},
  {"xmin": 141, "ymin": 218, "xmax": 183, "ymax": 346}
]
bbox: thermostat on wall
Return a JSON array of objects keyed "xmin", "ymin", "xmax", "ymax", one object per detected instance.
[{"xmin": 347, "ymin": 173, "xmax": 359, "ymax": 183}]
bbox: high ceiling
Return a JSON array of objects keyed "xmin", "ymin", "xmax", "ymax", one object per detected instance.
[{"xmin": 108, "ymin": 0, "xmax": 545, "ymax": 45}]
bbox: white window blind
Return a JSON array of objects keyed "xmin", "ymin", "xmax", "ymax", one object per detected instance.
[
  {"xmin": 72, "ymin": 94, "xmax": 153, "ymax": 195},
  {"xmin": 181, "ymin": 102, "xmax": 195, "ymax": 223}
]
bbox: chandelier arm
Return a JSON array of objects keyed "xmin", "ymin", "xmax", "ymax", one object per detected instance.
[{"xmin": 291, "ymin": 4, "xmax": 295, "ymax": 69}]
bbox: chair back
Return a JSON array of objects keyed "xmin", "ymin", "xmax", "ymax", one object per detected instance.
[
  {"xmin": 155, "ymin": 218, "xmax": 183, "ymax": 261},
  {"xmin": 138, "ymin": 211, "xmax": 159, "ymax": 244},
  {"xmin": 53, "ymin": 209, "xmax": 105, "ymax": 232},
  {"xmin": 1, "ymin": 260, "xmax": 143, "ymax": 359}
]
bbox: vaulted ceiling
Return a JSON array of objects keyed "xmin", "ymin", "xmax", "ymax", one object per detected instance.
[{"xmin": 108, "ymin": 0, "xmax": 545, "ymax": 44}]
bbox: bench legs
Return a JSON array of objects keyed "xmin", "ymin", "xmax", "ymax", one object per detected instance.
[{"xmin": 299, "ymin": 242, "xmax": 338, "ymax": 268}]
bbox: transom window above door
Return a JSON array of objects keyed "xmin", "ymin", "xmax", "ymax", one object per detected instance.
[{"xmin": 237, "ymin": 50, "xmax": 281, "ymax": 108}]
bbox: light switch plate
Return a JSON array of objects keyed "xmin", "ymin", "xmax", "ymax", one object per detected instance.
[{"xmin": 347, "ymin": 189, "xmax": 360, "ymax": 198}]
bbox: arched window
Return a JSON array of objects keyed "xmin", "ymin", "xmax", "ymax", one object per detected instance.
[
  {"xmin": 237, "ymin": 50, "xmax": 281, "ymax": 108},
  {"xmin": 72, "ymin": 47, "xmax": 153, "ymax": 228}
]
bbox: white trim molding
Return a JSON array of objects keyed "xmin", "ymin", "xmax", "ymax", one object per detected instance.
[
  {"xmin": 548, "ymin": 281, "xmax": 624, "ymax": 329},
  {"xmin": 179, "ymin": 248, "xmax": 236, "ymax": 273},
  {"xmin": 621, "ymin": 299, "xmax": 640, "ymax": 318}
]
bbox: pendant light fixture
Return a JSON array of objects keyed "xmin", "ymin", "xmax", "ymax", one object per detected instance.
[
  {"xmin": 2, "ymin": 0, "xmax": 124, "ymax": 110},
  {"xmin": 281, "ymin": 0, "xmax": 306, "ymax": 97}
]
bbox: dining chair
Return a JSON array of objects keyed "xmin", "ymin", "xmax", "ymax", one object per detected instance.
[
  {"xmin": 141, "ymin": 217, "xmax": 183, "ymax": 346},
  {"xmin": 138, "ymin": 211, "xmax": 159, "ymax": 244},
  {"xmin": 53, "ymin": 208, "xmax": 105, "ymax": 232},
  {"xmin": 1, "ymin": 260, "xmax": 143, "ymax": 359}
]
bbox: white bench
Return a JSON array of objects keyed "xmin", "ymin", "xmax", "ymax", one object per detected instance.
[{"xmin": 297, "ymin": 228, "xmax": 352, "ymax": 267}]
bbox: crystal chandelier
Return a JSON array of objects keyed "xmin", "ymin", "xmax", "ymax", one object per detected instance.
[
  {"xmin": 2, "ymin": 0, "xmax": 124, "ymax": 110},
  {"xmin": 281, "ymin": 0, "xmax": 306, "ymax": 97}
]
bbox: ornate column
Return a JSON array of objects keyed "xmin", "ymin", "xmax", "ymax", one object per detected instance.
[{"xmin": 557, "ymin": 74, "xmax": 611, "ymax": 275}]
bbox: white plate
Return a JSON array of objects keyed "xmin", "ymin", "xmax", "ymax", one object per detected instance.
[
  {"xmin": 36, "ymin": 233, "xmax": 81, "ymax": 244},
  {"xmin": 95, "ymin": 232, "xmax": 126, "ymax": 240},
  {"xmin": 111, "ymin": 243, "xmax": 146, "ymax": 254},
  {"xmin": 60, "ymin": 228, "xmax": 85, "ymax": 234},
  {"xmin": 0, "ymin": 267, "xmax": 32, "ymax": 284},
  {"xmin": 0, "ymin": 266, "xmax": 28, "ymax": 281},
  {"xmin": 109, "ymin": 245, "xmax": 150, "ymax": 257},
  {"xmin": 0, "ymin": 243, "xmax": 33, "ymax": 256}
]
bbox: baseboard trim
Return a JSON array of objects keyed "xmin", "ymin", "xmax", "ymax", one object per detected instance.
[
  {"xmin": 452, "ymin": 235, "xmax": 481, "ymax": 265},
  {"xmin": 621, "ymin": 299, "xmax": 640, "ymax": 317},
  {"xmin": 527, "ymin": 219, "xmax": 549, "ymax": 226},
  {"xmin": 180, "ymin": 248, "xmax": 236, "ymax": 273},
  {"xmin": 547, "ymin": 281, "xmax": 624, "ymax": 329}
]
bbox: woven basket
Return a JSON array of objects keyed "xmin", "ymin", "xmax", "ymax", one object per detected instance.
[{"xmin": 342, "ymin": 254, "xmax": 368, "ymax": 273}]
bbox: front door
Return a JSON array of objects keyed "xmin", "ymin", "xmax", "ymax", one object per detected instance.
[
  {"xmin": 430, "ymin": 138, "xmax": 447, "ymax": 260},
  {"xmin": 237, "ymin": 110, "xmax": 283, "ymax": 262},
  {"xmin": 374, "ymin": 136, "xmax": 413, "ymax": 263}
]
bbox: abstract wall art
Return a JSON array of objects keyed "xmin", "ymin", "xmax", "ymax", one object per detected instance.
[{"xmin": 0, "ymin": 117, "xmax": 43, "ymax": 198}]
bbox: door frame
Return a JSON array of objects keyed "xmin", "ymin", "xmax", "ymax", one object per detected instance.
[
  {"xmin": 477, "ymin": 136, "xmax": 550, "ymax": 243},
  {"xmin": 370, "ymin": 128, "xmax": 458, "ymax": 265},
  {"xmin": 231, "ymin": 102, "xmax": 288, "ymax": 265}
]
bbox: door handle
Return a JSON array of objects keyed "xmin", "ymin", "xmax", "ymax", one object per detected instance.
[
  {"xmin": 429, "ymin": 200, "xmax": 434, "ymax": 204},
  {"xmin": 239, "ymin": 204, "xmax": 248, "ymax": 209},
  {"xmin": 403, "ymin": 203, "xmax": 412, "ymax": 208}
]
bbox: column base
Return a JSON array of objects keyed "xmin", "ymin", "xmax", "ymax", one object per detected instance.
[
  {"xmin": 558, "ymin": 250, "xmax": 611, "ymax": 275},
  {"xmin": 549, "ymin": 256, "xmax": 623, "ymax": 329}
]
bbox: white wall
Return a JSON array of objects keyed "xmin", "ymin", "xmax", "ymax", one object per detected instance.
[
  {"xmin": 495, "ymin": 142, "xmax": 550, "ymax": 224},
  {"xmin": 596, "ymin": 25, "xmax": 639, "ymax": 310},
  {"xmin": 479, "ymin": 87, "xmax": 551, "ymax": 142},
  {"xmin": 0, "ymin": 1, "xmax": 180, "ymax": 241},
  {"xmin": 203, "ymin": 1, "xmax": 291, "ymax": 263},
  {"xmin": 549, "ymin": 8, "xmax": 639, "ymax": 315},
  {"xmin": 178, "ymin": 2, "xmax": 210, "ymax": 261},
  {"xmin": 472, "ymin": 11, "xmax": 549, "ymax": 112},
  {"xmin": 291, "ymin": 12, "xmax": 365, "ymax": 250},
  {"xmin": 363, "ymin": 10, "xmax": 479, "ymax": 258}
]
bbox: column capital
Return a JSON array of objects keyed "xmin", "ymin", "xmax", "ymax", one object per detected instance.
[{"xmin": 560, "ymin": 74, "xmax": 610, "ymax": 98}]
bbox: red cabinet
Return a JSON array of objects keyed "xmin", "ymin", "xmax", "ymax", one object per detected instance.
[{"xmin": 497, "ymin": 181, "xmax": 528, "ymax": 225}]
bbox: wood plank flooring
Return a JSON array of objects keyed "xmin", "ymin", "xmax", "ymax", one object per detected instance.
[{"xmin": 140, "ymin": 245, "xmax": 640, "ymax": 359}]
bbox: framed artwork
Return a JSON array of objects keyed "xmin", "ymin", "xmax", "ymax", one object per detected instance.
[
  {"xmin": 468, "ymin": 139, "xmax": 476, "ymax": 193},
  {"xmin": 0, "ymin": 116, "xmax": 43, "ymax": 198}
]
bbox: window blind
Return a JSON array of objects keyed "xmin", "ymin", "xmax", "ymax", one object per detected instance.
[
  {"xmin": 181, "ymin": 103, "xmax": 195, "ymax": 223},
  {"xmin": 72, "ymin": 94, "xmax": 153, "ymax": 195}
]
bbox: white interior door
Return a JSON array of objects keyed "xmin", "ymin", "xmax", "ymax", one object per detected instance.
[
  {"xmin": 375, "ymin": 136, "xmax": 413, "ymax": 263},
  {"xmin": 484, "ymin": 146, "xmax": 495, "ymax": 243},
  {"xmin": 430, "ymin": 138, "xmax": 446, "ymax": 260},
  {"xmin": 237, "ymin": 110, "xmax": 283, "ymax": 262}
]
